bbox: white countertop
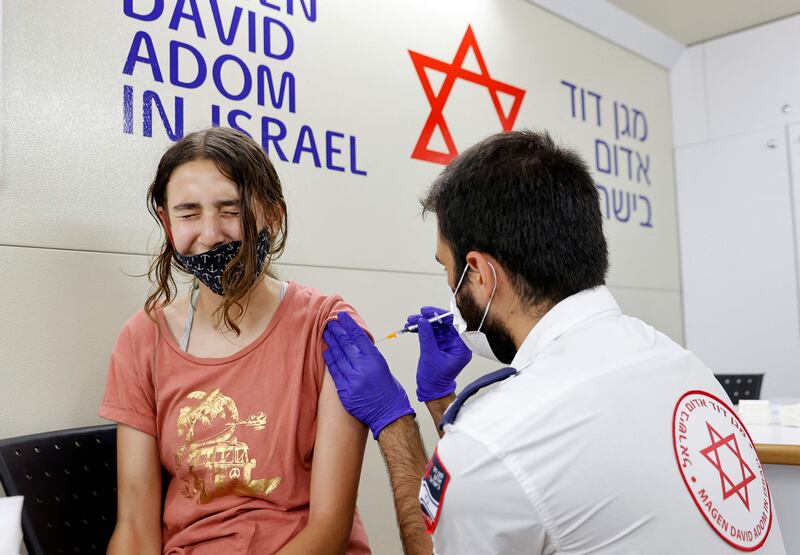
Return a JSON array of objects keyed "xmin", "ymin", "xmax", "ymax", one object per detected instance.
[
  {"xmin": 740, "ymin": 399, "xmax": 800, "ymax": 446},
  {"xmin": 747, "ymin": 423, "xmax": 800, "ymax": 446}
]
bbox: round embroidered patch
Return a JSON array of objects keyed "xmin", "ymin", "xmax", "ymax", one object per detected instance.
[{"xmin": 672, "ymin": 390, "xmax": 772, "ymax": 551}]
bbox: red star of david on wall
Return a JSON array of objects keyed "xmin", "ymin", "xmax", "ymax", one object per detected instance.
[
  {"xmin": 408, "ymin": 25, "xmax": 526, "ymax": 165},
  {"xmin": 699, "ymin": 421, "xmax": 757, "ymax": 510}
]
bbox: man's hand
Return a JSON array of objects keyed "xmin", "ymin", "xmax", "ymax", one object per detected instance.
[
  {"xmin": 323, "ymin": 312, "xmax": 415, "ymax": 439},
  {"xmin": 405, "ymin": 306, "xmax": 472, "ymax": 402}
]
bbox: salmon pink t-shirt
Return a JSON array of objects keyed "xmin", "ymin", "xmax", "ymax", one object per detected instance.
[{"xmin": 99, "ymin": 282, "xmax": 371, "ymax": 554}]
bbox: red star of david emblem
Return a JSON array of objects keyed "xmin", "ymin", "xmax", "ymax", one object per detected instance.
[
  {"xmin": 699, "ymin": 421, "xmax": 757, "ymax": 510},
  {"xmin": 408, "ymin": 25, "xmax": 526, "ymax": 165}
]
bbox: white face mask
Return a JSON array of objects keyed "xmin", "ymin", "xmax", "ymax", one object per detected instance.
[{"xmin": 449, "ymin": 262, "xmax": 501, "ymax": 362}]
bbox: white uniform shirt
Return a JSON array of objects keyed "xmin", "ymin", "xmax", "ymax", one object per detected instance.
[{"xmin": 427, "ymin": 287, "xmax": 785, "ymax": 554}]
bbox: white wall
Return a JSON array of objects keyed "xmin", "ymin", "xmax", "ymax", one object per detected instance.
[
  {"xmin": 1, "ymin": 1, "xmax": 681, "ymax": 553},
  {"xmin": 672, "ymin": 15, "xmax": 800, "ymax": 399}
]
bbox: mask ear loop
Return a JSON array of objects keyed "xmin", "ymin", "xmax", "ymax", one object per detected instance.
[
  {"xmin": 476, "ymin": 262, "xmax": 497, "ymax": 332},
  {"xmin": 453, "ymin": 264, "xmax": 470, "ymax": 295}
]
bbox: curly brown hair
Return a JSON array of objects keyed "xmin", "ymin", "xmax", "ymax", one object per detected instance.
[{"xmin": 144, "ymin": 127, "xmax": 288, "ymax": 335}]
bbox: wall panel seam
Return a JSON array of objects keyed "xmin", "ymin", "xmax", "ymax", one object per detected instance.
[{"xmin": 1, "ymin": 244, "xmax": 684, "ymax": 291}]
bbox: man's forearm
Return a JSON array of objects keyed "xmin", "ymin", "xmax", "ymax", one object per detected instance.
[
  {"xmin": 425, "ymin": 393, "xmax": 456, "ymax": 438},
  {"xmin": 377, "ymin": 416, "xmax": 433, "ymax": 555}
]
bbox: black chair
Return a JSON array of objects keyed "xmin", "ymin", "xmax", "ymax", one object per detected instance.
[
  {"xmin": 714, "ymin": 373, "xmax": 764, "ymax": 405},
  {"xmin": 0, "ymin": 424, "xmax": 117, "ymax": 555}
]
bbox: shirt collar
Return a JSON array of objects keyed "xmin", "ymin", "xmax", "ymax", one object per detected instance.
[{"xmin": 510, "ymin": 286, "xmax": 621, "ymax": 370}]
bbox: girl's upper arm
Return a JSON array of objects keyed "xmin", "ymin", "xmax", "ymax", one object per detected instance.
[{"xmin": 308, "ymin": 370, "xmax": 369, "ymax": 536}]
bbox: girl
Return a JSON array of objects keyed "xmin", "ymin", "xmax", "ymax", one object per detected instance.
[{"xmin": 99, "ymin": 127, "xmax": 371, "ymax": 554}]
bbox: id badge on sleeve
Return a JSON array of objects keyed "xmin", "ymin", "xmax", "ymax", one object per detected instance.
[{"xmin": 419, "ymin": 448, "xmax": 451, "ymax": 534}]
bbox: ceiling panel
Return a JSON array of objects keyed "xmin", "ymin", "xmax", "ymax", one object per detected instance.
[{"xmin": 608, "ymin": 0, "xmax": 800, "ymax": 44}]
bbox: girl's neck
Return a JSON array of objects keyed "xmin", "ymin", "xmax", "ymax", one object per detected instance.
[{"xmin": 194, "ymin": 275, "xmax": 282, "ymax": 326}]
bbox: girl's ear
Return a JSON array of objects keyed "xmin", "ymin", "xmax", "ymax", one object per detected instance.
[
  {"xmin": 157, "ymin": 206, "xmax": 175, "ymax": 248},
  {"xmin": 259, "ymin": 203, "xmax": 283, "ymax": 240}
]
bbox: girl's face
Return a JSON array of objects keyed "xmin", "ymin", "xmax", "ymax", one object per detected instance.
[{"xmin": 159, "ymin": 159, "xmax": 243, "ymax": 256}]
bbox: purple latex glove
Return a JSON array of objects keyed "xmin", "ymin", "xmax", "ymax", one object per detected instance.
[
  {"xmin": 405, "ymin": 306, "xmax": 472, "ymax": 402},
  {"xmin": 323, "ymin": 312, "xmax": 415, "ymax": 439}
]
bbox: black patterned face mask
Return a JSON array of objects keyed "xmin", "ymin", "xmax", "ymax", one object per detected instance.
[{"xmin": 173, "ymin": 230, "xmax": 270, "ymax": 296}]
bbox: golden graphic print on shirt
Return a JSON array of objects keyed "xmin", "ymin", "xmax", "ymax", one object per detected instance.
[{"xmin": 175, "ymin": 389, "xmax": 282, "ymax": 503}]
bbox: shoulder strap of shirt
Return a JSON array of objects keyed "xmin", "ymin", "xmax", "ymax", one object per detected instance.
[
  {"xmin": 180, "ymin": 280, "xmax": 200, "ymax": 352},
  {"xmin": 438, "ymin": 367, "xmax": 517, "ymax": 431}
]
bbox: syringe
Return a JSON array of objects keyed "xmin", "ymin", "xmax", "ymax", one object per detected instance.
[{"xmin": 376, "ymin": 311, "xmax": 454, "ymax": 342}]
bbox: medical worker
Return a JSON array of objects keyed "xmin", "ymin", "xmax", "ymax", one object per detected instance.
[{"xmin": 323, "ymin": 130, "xmax": 785, "ymax": 554}]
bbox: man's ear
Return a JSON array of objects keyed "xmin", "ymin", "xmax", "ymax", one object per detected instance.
[{"xmin": 465, "ymin": 251, "xmax": 500, "ymax": 304}]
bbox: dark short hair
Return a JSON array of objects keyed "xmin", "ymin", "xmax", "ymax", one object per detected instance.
[{"xmin": 422, "ymin": 130, "xmax": 608, "ymax": 305}]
